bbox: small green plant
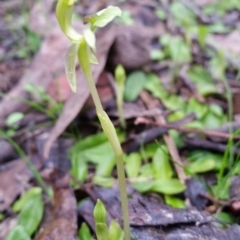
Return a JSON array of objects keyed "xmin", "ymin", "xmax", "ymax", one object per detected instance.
[
  {"xmin": 56, "ymin": 1, "xmax": 130, "ymax": 239},
  {"xmin": 115, "ymin": 64, "xmax": 126, "ymax": 128},
  {"xmin": 94, "ymin": 199, "xmax": 124, "ymax": 240},
  {"xmin": 6, "ymin": 187, "xmax": 44, "ymax": 240}
]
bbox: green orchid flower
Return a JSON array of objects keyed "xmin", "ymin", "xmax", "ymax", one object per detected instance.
[{"xmin": 56, "ymin": 2, "xmax": 130, "ymax": 240}]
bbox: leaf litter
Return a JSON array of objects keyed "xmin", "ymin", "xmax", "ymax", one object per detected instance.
[{"xmin": 1, "ymin": 0, "xmax": 240, "ymax": 239}]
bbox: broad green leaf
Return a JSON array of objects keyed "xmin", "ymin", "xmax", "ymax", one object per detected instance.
[
  {"xmin": 109, "ymin": 220, "xmax": 124, "ymax": 240},
  {"xmin": 18, "ymin": 189, "xmax": 43, "ymax": 235},
  {"xmin": 6, "ymin": 112, "xmax": 24, "ymax": 127},
  {"xmin": 6, "ymin": 225, "xmax": 30, "ymax": 240},
  {"xmin": 150, "ymin": 49, "xmax": 165, "ymax": 61},
  {"xmin": 151, "ymin": 179, "xmax": 185, "ymax": 195},
  {"xmin": 84, "ymin": 142, "xmax": 115, "ymax": 176},
  {"xmin": 165, "ymin": 195, "xmax": 185, "ymax": 208},
  {"xmin": 83, "ymin": 29, "xmax": 96, "ymax": 51},
  {"xmin": 93, "ymin": 176, "xmax": 114, "ymax": 188},
  {"xmin": 132, "ymin": 180, "xmax": 154, "ymax": 193},
  {"xmin": 143, "ymin": 142, "xmax": 159, "ymax": 159},
  {"xmin": 70, "ymin": 154, "xmax": 88, "ymax": 183},
  {"xmin": 209, "ymin": 104, "xmax": 223, "ymax": 117},
  {"xmin": 188, "ymin": 65, "xmax": 213, "ymax": 84},
  {"xmin": 152, "ymin": 146, "xmax": 173, "ymax": 179},
  {"xmin": 94, "ymin": 6, "xmax": 122, "ymax": 28},
  {"xmin": 215, "ymin": 212, "xmax": 235, "ymax": 224},
  {"xmin": 186, "ymin": 98, "xmax": 208, "ymax": 119},
  {"xmin": 69, "ymin": 132, "xmax": 107, "ymax": 155},
  {"xmin": 78, "ymin": 223, "xmax": 92, "ymax": 240},
  {"xmin": 13, "ymin": 187, "xmax": 42, "ymax": 212},
  {"xmin": 139, "ymin": 163, "xmax": 154, "ymax": 178},
  {"xmin": 144, "ymin": 73, "xmax": 168, "ymax": 100},
  {"xmin": 185, "ymin": 158, "xmax": 217, "ymax": 174},
  {"xmin": 167, "ymin": 110, "xmax": 185, "ymax": 122},
  {"xmin": 125, "ymin": 153, "xmax": 141, "ymax": 178},
  {"xmin": 132, "ymin": 179, "xmax": 185, "ymax": 194},
  {"xmin": 202, "ymin": 111, "xmax": 223, "ymax": 129},
  {"xmin": 65, "ymin": 42, "xmax": 79, "ymax": 92},
  {"xmin": 124, "ymin": 71, "xmax": 147, "ymax": 101},
  {"xmin": 162, "ymin": 36, "xmax": 191, "ymax": 63},
  {"xmin": 162, "ymin": 95, "xmax": 186, "ymax": 111}
]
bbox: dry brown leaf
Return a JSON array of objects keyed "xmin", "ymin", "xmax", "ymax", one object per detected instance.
[
  {"xmin": 210, "ymin": 31, "xmax": 240, "ymax": 56},
  {"xmin": 0, "ymin": 159, "xmax": 42, "ymax": 211},
  {"xmin": 36, "ymin": 171, "xmax": 77, "ymax": 240}
]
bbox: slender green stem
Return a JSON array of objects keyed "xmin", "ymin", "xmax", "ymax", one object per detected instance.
[{"xmin": 78, "ymin": 39, "xmax": 130, "ymax": 240}]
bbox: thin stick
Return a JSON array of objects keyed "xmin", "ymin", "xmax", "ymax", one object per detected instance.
[{"xmin": 140, "ymin": 91, "xmax": 186, "ymax": 183}]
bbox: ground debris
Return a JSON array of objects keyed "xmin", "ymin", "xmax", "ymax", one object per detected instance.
[
  {"xmin": 79, "ymin": 185, "xmax": 240, "ymax": 240},
  {"xmin": 36, "ymin": 170, "xmax": 77, "ymax": 240}
]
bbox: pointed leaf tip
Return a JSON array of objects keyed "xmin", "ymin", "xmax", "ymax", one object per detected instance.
[{"xmin": 65, "ymin": 42, "xmax": 79, "ymax": 92}]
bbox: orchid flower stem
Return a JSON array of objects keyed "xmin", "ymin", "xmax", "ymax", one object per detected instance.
[{"xmin": 78, "ymin": 39, "xmax": 130, "ymax": 240}]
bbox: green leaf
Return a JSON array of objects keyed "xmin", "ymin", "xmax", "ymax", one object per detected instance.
[
  {"xmin": 162, "ymin": 95, "xmax": 186, "ymax": 111},
  {"xmin": 185, "ymin": 158, "xmax": 217, "ymax": 174},
  {"xmin": 202, "ymin": 111, "xmax": 223, "ymax": 129},
  {"xmin": 186, "ymin": 98, "xmax": 208, "ymax": 119},
  {"xmin": 6, "ymin": 225, "xmax": 30, "ymax": 240},
  {"xmin": 78, "ymin": 223, "xmax": 92, "ymax": 240},
  {"xmin": 170, "ymin": 2, "xmax": 196, "ymax": 26},
  {"xmin": 164, "ymin": 195, "xmax": 185, "ymax": 208},
  {"xmin": 152, "ymin": 146, "xmax": 173, "ymax": 179},
  {"xmin": 6, "ymin": 112, "xmax": 24, "ymax": 127},
  {"xmin": 94, "ymin": 199, "xmax": 107, "ymax": 224},
  {"xmin": 125, "ymin": 153, "xmax": 141, "ymax": 178},
  {"xmin": 65, "ymin": 42, "xmax": 79, "ymax": 92},
  {"xmin": 69, "ymin": 132, "xmax": 107, "ymax": 155},
  {"xmin": 144, "ymin": 73, "xmax": 168, "ymax": 100},
  {"xmin": 162, "ymin": 35, "xmax": 191, "ymax": 63},
  {"xmin": 150, "ymin": 49, "xmax": 165, "ymax": 61},
  {"xmin": 93, "ymin": 6, "xmax": 122, "ymax": 28},
  {"xmin": 70, "ymin": 154, "xmax": 88, "ymax": 183},
  {"xmin": 109, "ymin": 220, "xmax": 124, "ymax": 240},
  {"xmin": 139, "ymin": 163, "xmax": 154, "ymax": 178},
  {"xmin": 115, "ymin": 64, "xmax": 126, "ymax": 85},
  {"xmin": 13, "ymin": 187, "xmax": 42, "ymax": 213},
  {"xmin": 151, "ymin": 179, "xmax": 185, "ymax": 195},
  {"xmin": 132, "ymin": 179, "xmax": 185, "ymax": 194},
  {"xmin": 124, "ymin": 71, "xmax": 147, "ymax": 101},
  {"xmin": 93, "ymin": 176, "xmax": 114, "ymax": 188},
  {"xmin": 215, "ymin": 212, "xmax": 235, "ymax": 224},
  {"xmin": 132, "ymin": 180, "xmax": 154, "ymax": 193},
  {"xmin": 155, "ymin": 8, "xmax": 167, "ymax": 20},
  {"xmin": 95, "ymin": 223, "xmax": 109, "ymax": 240},
  {"xmin": 83, "ymin": 29, "xmax": 96, "ymax": 51},
  {"xmin": 198, "ymin": 25, "xmax": 208, "ymax": 48},
  {"xmin": 18, "ymin": 188, "xmax": 43, "ymax": 235},
  {"xmin": 84, "ymin": 142, "xmax": 115, "ymax": 176},
  {"xmin": 115, "ymin": 10, "xmax": 134, "ymax": 25}
]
